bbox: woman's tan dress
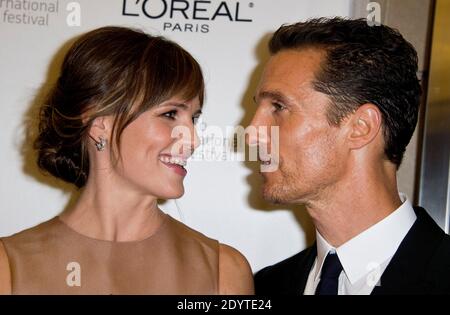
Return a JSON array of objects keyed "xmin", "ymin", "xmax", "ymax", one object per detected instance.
[{"xmin": 1, "ymin": 214, "xmax": 218, "ymax": 294}]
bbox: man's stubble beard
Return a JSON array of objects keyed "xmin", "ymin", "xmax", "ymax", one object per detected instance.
[{"xmin": 261, "ymin": 159, "xmax": 307, "ymax": 205}]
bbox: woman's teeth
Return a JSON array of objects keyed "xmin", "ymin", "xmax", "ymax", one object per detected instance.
[{"xmin": 159, "ymin": 156, "xmax": 187, "ymax": 167}]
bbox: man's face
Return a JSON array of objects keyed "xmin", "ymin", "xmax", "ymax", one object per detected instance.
[{"xmin": 248, "ymin": 48, "xmax": 349, "ymax": 204}]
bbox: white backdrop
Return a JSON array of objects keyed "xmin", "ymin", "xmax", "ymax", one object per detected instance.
[{"xmin": 0, "ymin": 0, "xmax": 353, "ymax": 272}]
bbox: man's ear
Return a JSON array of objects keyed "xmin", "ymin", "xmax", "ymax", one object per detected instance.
[{"xmin": 346, "ymin": 104, "xmax": 382, "ymax": 150}]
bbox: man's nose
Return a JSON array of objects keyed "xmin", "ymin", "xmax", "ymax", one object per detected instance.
[{"xmin": 246, "ymin": 111, "xmax": 270, "ymax": 147}]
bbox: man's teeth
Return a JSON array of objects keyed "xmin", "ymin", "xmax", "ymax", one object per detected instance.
[{"xmin": 159, "ymin": 156, "xmax": 187, "ymax": 167}]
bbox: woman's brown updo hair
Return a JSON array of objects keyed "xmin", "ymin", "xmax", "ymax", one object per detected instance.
[{"xmin": 34, "ymin": 26, "xmax": 204, "ymax": 188}]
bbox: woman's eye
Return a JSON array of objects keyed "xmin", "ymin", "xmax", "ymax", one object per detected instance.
[
  {"xmin": 192, "ymin": 115, "xmax": 201, "ymax": 124},
  {"xmin": 162, "ymin": 110, "xmax": 177, "ymax": 120}
]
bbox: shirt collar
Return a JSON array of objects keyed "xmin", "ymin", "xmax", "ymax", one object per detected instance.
[
  {"xmin": 314, "ymin": 194, "xmax": 417, "ymax": 284},
  {"xmin": 315, "ymin": 229, "xmax": 335, "ymax": 281}
]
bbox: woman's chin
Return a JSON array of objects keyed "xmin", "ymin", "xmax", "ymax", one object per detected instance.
[{"xmin": 158, "ymin": 187, "xmax": 185, "ymax": 200}]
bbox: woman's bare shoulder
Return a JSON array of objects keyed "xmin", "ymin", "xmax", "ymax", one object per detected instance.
[
  {"xmin": 218, "ymin": 243, "xmax": 254, "ymax": 295},
  {"xmin": 0, "ymin": 240, "xmax": 11, "ymax": 294}
]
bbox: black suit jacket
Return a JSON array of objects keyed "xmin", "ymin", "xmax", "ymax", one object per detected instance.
[{"xmin": 254, "ymin": 207, "xmax": 450, "ymax": 295}]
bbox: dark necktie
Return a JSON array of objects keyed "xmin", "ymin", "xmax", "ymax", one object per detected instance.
[{"xmin": 315, "ymin": 252, "xmax": 343, "ymax": 295}]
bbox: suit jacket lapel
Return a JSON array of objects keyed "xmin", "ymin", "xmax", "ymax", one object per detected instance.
[
  {"xmin": 296, "ymin": 244, "xmax": 317, "ymax": 294},
  {"xmin": 371, "ymin": 207, "xmax": 444, "ymax": 294}
]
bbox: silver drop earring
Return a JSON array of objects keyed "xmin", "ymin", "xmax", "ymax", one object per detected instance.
[{"xmin": 95, "ymin": 137, "xmax": 107, "ymax": 151}]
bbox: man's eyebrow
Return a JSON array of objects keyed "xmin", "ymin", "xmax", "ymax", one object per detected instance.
[{"xmin": 254, "ymin": 91, "xmax": 290, "ymax": 103}]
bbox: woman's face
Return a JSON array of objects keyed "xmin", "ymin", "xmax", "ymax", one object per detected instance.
[{"xmin": 113, "ymin": 95, "xmax": 202, "ymax": 199}]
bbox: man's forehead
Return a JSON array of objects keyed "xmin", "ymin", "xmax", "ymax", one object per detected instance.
[
  {"xmin": 258, "ymin": 52, "xmax": 322, "ymax": 98},
  {"xmin": 265, "ymin": 48, "xmax": 325, "ymax": 79}
]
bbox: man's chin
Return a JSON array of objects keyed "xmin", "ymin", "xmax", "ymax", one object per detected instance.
[
  {"xmin": 262, "ymin": 184, "xmax": 303, "ymax": 205},
  {"xmin": 262, "ymin": 184, "xmax": 287, "ymax": 204}
]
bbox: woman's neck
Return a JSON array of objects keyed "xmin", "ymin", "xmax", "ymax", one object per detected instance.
[{"xmin": 59, "ymin": 173, "xmax": 166, "ymax": 242}]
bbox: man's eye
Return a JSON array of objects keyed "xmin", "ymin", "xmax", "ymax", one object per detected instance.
[
  {"xmin": 162, "ymin": 110, "xmax": 177, "ymax": 119},
  {"xmin": 272, "ymin": 102, "xmax": 285, "ymax": 112}
]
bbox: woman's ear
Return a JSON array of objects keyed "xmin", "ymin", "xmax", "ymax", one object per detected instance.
[
  {"xmin": 346, "ymin": 103, "xmax": 382, "ymax": 150},
  {"xmin": 88, "ymin": 116, "xmax": 114, "ymax": 147}
]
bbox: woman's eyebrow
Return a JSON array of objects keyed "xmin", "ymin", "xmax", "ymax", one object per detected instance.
[{"xmin": 159, "ymin": 102, "xmax": 202, "ymax": 115}]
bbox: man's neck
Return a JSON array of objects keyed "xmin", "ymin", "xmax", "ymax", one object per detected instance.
[{"xmin": 305, "ymin": 163, "xmax": 402, "ymax": 248}]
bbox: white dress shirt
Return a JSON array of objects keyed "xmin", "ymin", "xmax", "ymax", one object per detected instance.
[{"xmin": 303, "ymin": 195, "xmax": 417, "ymax": 295}]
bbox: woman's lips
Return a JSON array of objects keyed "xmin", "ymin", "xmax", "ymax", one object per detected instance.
[
  {"xmin": 159, "ymin": 154, "xmax": 188, "ymax": 177},
  {"xmin": 160, "ymin": 160, "xmax": 187, "ymax": 176}
]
